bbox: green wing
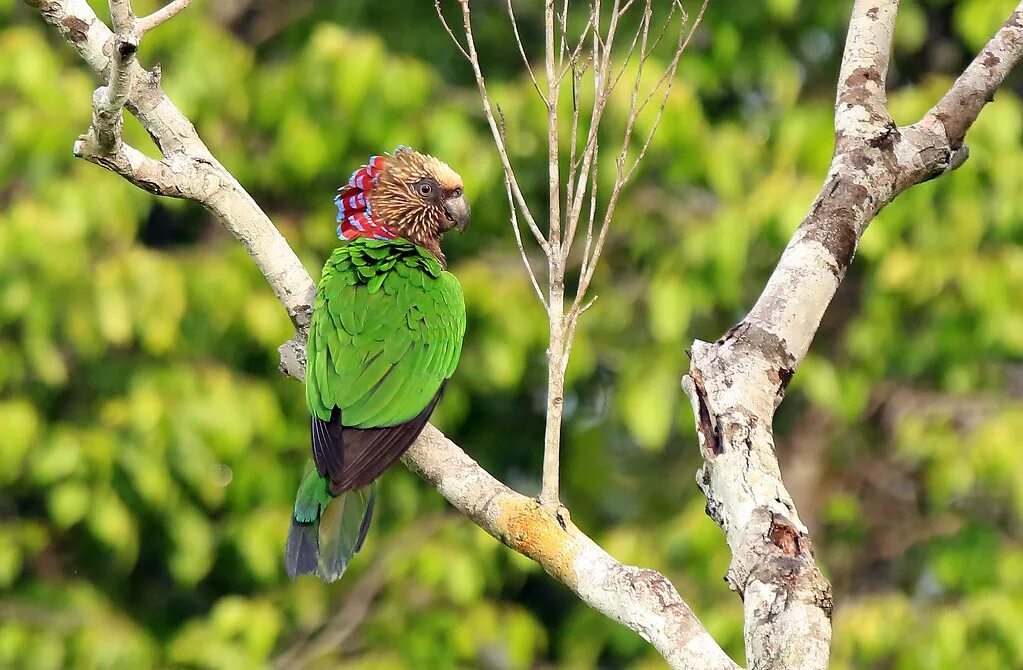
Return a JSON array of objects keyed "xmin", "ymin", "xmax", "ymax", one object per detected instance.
[{"xmin": 304, "ymin": 238, "xmax": 465, "ymax": 489}]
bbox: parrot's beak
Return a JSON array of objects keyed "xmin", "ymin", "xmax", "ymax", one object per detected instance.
[{"xmin": 443, "ymin": 194, "xmax": 471, "ymax": 234}]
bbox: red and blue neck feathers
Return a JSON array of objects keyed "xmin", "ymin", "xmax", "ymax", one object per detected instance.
[{"xmin": 335, "ymin": 155, "xmax": 399, "ymax": 241}]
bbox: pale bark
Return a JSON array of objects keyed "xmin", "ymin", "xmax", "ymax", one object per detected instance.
[{"xmin": 681, "ymin": 2, "xmax": 1023, "ymax": 669}]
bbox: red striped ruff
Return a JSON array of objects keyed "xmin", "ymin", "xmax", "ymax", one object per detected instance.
[{"xmin": 335, "ymin": 154, "xmax": 399, "ymax": 241}]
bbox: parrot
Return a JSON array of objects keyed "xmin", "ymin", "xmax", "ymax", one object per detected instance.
[{"xmin": 285, "ymin": 147, "xmax": 469, "ymax": 582}]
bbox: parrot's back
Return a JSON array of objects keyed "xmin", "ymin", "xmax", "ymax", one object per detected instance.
[{"xmin": 307, "ymin": 237, "xmax": 466, "ymax": 490}]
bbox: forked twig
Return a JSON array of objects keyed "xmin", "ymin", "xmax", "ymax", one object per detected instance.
[{"xmin": 436, "ymin": 0, "xmax": 707, "ymax": 509}]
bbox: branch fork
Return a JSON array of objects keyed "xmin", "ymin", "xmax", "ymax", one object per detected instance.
[
  {"xmin": 72, "ymin": 1, "xmax": 191, "ymax": 161},
  {"xmin": 680, "ymin": 2, "xmax": 1023, "ymax": 668},
  {"xmin": 437, "ymin": 0, "xmax": 707, "ymax": 509}
]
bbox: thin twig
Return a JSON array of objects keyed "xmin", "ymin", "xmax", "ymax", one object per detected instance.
[
  {"xmin": 562, "ymin": 5, "xmax": 596, "ymax": 221},
  {"xmin": 607, "ymin": 1, "xmax": 649, "ymax": 92},
  {"xmin": 564, "ymin": 60, "xmax": 583, "ymax": 210},
  {"xmin": 136, "ymin": 0, "xmax": 192, "ymax": 34},
  {"xmin": 561, "ymin": 0, "xmax": 627, "ymax": 261},
  {"xmin": 558, "ymin": 0, "xmax": 570, "ymax": 71},
  {"xmin": 507, "ymin": 177, "xmax": 549, "ymax": 309},
  {"xmin": 555, "ymin": 13, "xmax": 595, "ymax": 85},
  {"xmin": 506, "ymin": 0, "xmax": 548, "ymax": 104},
  {"xmin": 442, "ymin": 0, "xmax": 550, "ymax": 253},
  {"xmin": 579, "ymin": 136, "xmax": 599, "ymax": 277},
  {"xmin": 575, "ymin": 0, "xmax": 707, "ymax": 313},
  {"xmin": 434, "ymin": 0, "xmax": 471, "ymax": 61}
]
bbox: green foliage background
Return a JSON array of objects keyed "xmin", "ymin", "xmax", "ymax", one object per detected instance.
[{"xmin": 2, "ymin": 0, "xmax": 1023, "ymax": 667}]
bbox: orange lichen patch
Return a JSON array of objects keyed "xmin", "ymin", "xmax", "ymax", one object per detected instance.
[{"xmin": 495, "ymin": 497, "xmax": 581, "ymax": 588}]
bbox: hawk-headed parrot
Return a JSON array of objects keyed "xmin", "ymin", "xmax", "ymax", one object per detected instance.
[{"xmin": 286, "ymin": 147, "xmax": 469, "ymax": 582}]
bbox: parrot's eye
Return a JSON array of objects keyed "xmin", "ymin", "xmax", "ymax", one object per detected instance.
[
  {"xmin": 451, "ymin": 187, "xmax": 463, "ymax": 198},
  {"xmin": 416, "ymin": 180, "xmax": 435, "ymax": 197}
]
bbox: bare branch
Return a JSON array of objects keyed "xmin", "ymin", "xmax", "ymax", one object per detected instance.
[
  {"xmin": 71, "ymin": 0, "xmax": 143, "ymax": 157},
  {"xmin": 679, "ymin": 2, "xmax": 1023, "ymax": 669},
  {"xmin": 564, "ymin": 57, "xmax": 584, "ymax": 212},
  {"xmin": 506, "ymin": 0, "xmax": 548, "ymax": 105},
  {"xmin": 607, "ymin": 1, "xmax": 651, "ymax": 92},
  {"xmin": 561, "ymin": 0, "xmax": 627, "ymax": 261},
  {"xmin": 108, "ymin": 0, "xmax": 133, "ymax": 33},
  {"xmin": 442, "ymin": 1, "xmax": 549, "ymax": 254},
  {"xmin": 81, "ymin": 34, "xmax": 138, "ymax": 155},
  {"xmin": 623, "ymin": 3, "xmax": 701, "ymax": 182},
  {"xmin": 579, "ymin": 141, "xmax": 599, "ymax": 274},
  {"xmin": 557, "ymin": 0, "xmax": 570, "ymax": 70},
  {"xmin": 554, "ymin": 12, "xmax": 595, "ymax": 86},
  {"xmin": 25, "ymin": 0, "xmax": 313, "ymax": 322},
  {"xmin": 73, "ymin": 139, "xmax": 193, "ymax": 198},
  {"xmin": 834, "ymin": 0, "xmax": 897, "ymax": 142},
  {"xmin": 29, "ymin": 2, "xmax": 737, "ymax": 668},
  {"xmin": 561, "ymin": 6, "xmax": 596, "ymax": 218},
  {"xmin": 572, "ymin": 0, "xmax": 707, "ymax": 317},
  {"xmin": 922, "ymin": 4, "xmax": 1023, "ymax": 150},
  {"xmin": 539, "ymin": 0, "xmax": 567, "ymax": 509},
  {"xmin": 405, "ymin": 426, "xmax": 739, "ymax": 670},
  {"xmin": 615, "ymin": 0, "xmax": 640, "ymax": 18},
  {"xmin": 630, "ymin": 1, "xmax": 703, "ymax": 123},
  {"xmin": 136, "ymin": 0, "xmax": 193, "ymax": 35},
  {"xmin": 506, "ymin": 177, "xmax": 549, "ymax": 309},
  {"xmin": 433, "ymin": 0, "xmax": 471, "ymax": 61},
  {"xmin": 544, "ymin": 0, "xmax": 564, "ymax": 255}
]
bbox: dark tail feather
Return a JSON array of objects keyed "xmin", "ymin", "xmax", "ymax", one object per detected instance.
[
  {"xmin": 285, "ymin": 518, "xmax": 320, "ymax": 579},
  {"xmin": 355, "ymin": 487, "xmax": 376, "ymax": 553}
]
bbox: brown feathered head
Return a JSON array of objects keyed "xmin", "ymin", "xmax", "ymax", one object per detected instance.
[{"xmin": 335, "ymin": 147, "xmax": 469, "ymax": 264}]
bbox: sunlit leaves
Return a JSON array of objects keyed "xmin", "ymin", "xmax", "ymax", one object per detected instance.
[{"xmin": 3, "ymin": 0, "xmax": 1023, "ymax": 667}]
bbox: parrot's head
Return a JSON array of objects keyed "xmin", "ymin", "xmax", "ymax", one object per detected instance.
[{"xmin": 335, "ymin": 147, "xmax": 469, "ymax": 263}]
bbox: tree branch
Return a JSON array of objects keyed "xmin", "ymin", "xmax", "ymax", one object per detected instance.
[
  {"xmin": 74, "ymin": 0, "xmax": 139, "ymax": 156},
  {"xmin": 27, "ymin": 1, "xmax": 736, "ymax": 667},
  {"xmin": 435, "ymin": 0, "xmax": 549, "ymax": 255},
  {"xmin": 79, "ymin": 33, "xmax": 137, "ymax": 155},
  {"xmin": 25, "ymin": 0, "xmax": 314, "ymax": 327},
  {"xmin": 539, "ymin": 0, "xmax": 567, "ymax": 510},
  {"xmin": 834, "ymin": 0, "xmax": 897, "ymax": 141},
  {"xmin": 136, "ymin": 0, "xmax": 192, "ymax": 35},
  {"xmin": 922, "ymin": 4, "xmax": 1023, "ymax": 150},
  {"xmin": 681, "ymin": 2, "xmax": 1023, "ymax": 669},
  {"xmin": 405, "ymin": 426, "xmax": 739, "ymax": 670}
]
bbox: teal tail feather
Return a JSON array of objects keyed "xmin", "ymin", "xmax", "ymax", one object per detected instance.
[
  {"xmin": 286, "ymin": 463, "xmax": 377, "ymax": 582},
  {"xmin": 316, "ymin": 483, "xmax": 376, "ymax": 581}
]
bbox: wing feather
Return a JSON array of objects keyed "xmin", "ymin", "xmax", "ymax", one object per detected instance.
[{"xmin": 333, "ymin": 383, "xmax": 446, "ymax": 492}]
